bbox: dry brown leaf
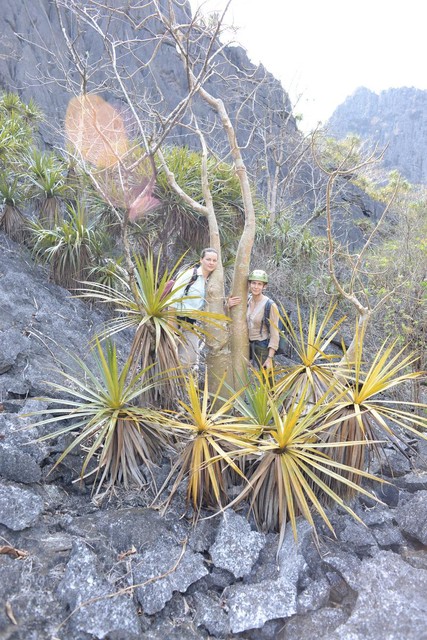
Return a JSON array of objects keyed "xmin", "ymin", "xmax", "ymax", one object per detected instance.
[
  {"xmin": 0, "ymin": 545, "xmax": 29, "ymax": 559},
  {"xmin": 117, "ymin": 545, "xmax": 137, "ymax": 561}
]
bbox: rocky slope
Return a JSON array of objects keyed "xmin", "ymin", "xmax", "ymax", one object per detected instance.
[
  {"xmin": 327, "ymin": 86, "xmax": 427, "ymax": 185},
  {"xmin": 1, "ymin": 231, "xmax": 427, "ymax": 639}
]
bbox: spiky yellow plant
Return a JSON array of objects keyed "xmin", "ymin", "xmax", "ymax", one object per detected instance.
[
  {"xmin": 156, "ymin": 372, "xmax": 258, "ymax": 520},
  {"xmin": 229, "ymin": 385, "xmax": 385, "ymax": 548},
  {"xmin": 77, "ymin": 251, "xmax": 227, "ymax": 407},
  {"xmin": 323, "ymin": 334, "xmax": 427, "ymax": 484},
  {"xmin": 27, "ymin": 339, "xmax": 171, "ymax": 501},
  {"xmin": 275, "ymin": 301, "xmax": 348, "ymax": 406}
]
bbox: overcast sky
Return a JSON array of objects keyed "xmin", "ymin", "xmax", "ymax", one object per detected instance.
[{"xmin": 190, "ymin": 0, "xmax": 427, "ymax": 132}]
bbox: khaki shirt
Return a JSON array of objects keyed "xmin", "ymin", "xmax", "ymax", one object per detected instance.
[{"xmin": 247, "ymin": 296, "xmax": 280, "ymax": 352}]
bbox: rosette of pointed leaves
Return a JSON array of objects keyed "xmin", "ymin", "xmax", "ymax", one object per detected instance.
[
  {"xmin": 321, "ymin": 335, "xmax": 427, "ymax": 493},
  {"xmin": 25, "ymin": 150, "xmax": 72, "ymax": 227},
  {"xmin": 0, "ymin": 176, "xmax": 28, "ymax": 242},
  {"xmin": 156, "ymin": 372, "xmax": 258, "ymax": 520},
  {"xmin": 229, "ymin": 385, "xmax": 384, "ymax": 548},
  {"xmin": 27, "ymin": 339, "xmax": 172, "ymax": 501},
  {"xmin": 30, "ymin": 201, "xmax": 106, "ymax": 290},
  {"xmin": 275, "ymin": 302, "xmax": 348, "ymax": 405},
  {"xmin": 77, "ymin": 251, "xmax": 228, "ymax": 407}
]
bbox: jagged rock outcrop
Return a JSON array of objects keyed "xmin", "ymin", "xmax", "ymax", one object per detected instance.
[
  {"xmin": 0, "ymin": 0, "xmax": 298, "ymax": 175},
  {"xmin": 0, "ymin": 1, "xmax": 389, "ymax": 246},
  {"xmin": 327, "ymin": 86, "xmax": 427, "ymax": 185},
  {"xmin": 2, "ymin": 230, "xmax": 427, "ymax": 639}
]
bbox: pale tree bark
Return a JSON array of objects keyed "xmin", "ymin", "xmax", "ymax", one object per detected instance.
[
  {"xmin": 156, "ymin": 122, "xmax": 234, "ymax": 389},
  {"xmin": 156, "ymin": 3, "xmax": 257, "ymax": 386},
  {"xmin": 197, "ymin": 87, "xmax": 255, "ymax": 386}
]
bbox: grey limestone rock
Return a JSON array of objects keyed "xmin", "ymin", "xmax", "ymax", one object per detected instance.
[
  {"xmin": 0, "ymin": 329, "xmax": 29, "ymax": 374},
  {"xmin": 296, "ymin": 577, "xmax": 331, "ymax": 615},
  {"xmin": 57, "ymin": 540, "xmax": 141, "ymax": 639},
  {"xmin": 394, "ymin": 470, "xmax": 427, "ymax": 492},
  {"xmin": 279, "ymin": 607, "xmax": 350, "ymax": 640},
  {"xmin": 328, "ymin": 550, "xmax": 427, "ymax": 640},
  {"xmin": 193, "ymin": 591, "xmax": 230, "ymax": 637},
  {"xmin": 328, "ymin": 87, "xmax": 427, "ymax": 185},
  {"xmin": 209, "ymin": 511, "xmax": 266, "ymax": 578},
  {"xmin": 225, "ymin": 575, "xmax": 297, "ymax": 634},
  {"xmin": 0, "ymin": 483, "xmax": 44, "ymax": 530},
  {"xmin": 395, "ymin": 489, "xmax": 427, "ymax": 545},
  {"xmin": 133, "ymin": 538, "xmax": 208, "ymax": 615},
  {"xmin": 0, "ymin": 443, "xmax": 42, "ymax": 484}
]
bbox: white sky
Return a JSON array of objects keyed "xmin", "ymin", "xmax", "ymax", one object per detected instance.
[{"xmin": 190, "ymin": 0, "xmax": 427, "ymax": 132}]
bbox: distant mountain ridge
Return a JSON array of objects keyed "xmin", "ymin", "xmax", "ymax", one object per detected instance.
[{"xmin": 327, "ymin": 86, "xmax": 427, "ymax": 185}]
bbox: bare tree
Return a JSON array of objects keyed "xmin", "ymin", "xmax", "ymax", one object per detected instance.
[
  {"xmin": 311, "ymin": 134, "xmax": 403, "ymax": 363},
  {"xmin": 42, "ymin": 0, "xmax": 292, "ymax": 386}
]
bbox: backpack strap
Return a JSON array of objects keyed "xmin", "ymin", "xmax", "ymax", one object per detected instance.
[
  {"xmin": 260, "ymin": 298, "xmax": 272, "ymax": 337},
  {"xmin": 183, "ymin": 266, "xmax": 199, "ymax": 296}
]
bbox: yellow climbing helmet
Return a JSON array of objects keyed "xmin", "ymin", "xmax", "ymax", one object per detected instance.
[{"xmin": 248, "ymin": 269, "xmax": 268, "ymax": 283}]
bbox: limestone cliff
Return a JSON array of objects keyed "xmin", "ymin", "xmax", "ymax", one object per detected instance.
[{"xmin": 327, "ymin": 86, "xmax": 427, "ymax": 185}]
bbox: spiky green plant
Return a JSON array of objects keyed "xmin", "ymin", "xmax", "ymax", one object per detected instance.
[
  {"xmin": 275, "ymin": 301, "xmax": 348, "ymax": 405},
  {"xmin": 78, "ymin": 251, "xmax": 184, "ymax": 404},
  {"xmin": 86, "ymin": 257, "xmax": 128, "ymax": 293},
  {"xmin": 27, "ymin": 339, "xmax": 171, "ymax": 501},
  {"xmin": 156, "ymin": 372, "xmax": 258, "ymax": 520},
  {"xmin": 229, "ymin": 386, "xmax": 385, "ymax": 547},
  {"xmin": 26, "ymin": 150, "xmax": 72, "ymax": 226},
  {"xmin": 30, "ymin": 201, "xmax": 106, "ymax": 290},
  {"xmin": 77, "ymin": 251, "xmax": 227, "ymax": 407},
  {"xmin": 232, "ymin": 366, "xmax": 287, "ymax": 431},
  {"xmin": 322, "ymin": 334, "xmax": 427, "ymax": 486},
  {"xmin": 154, "ymin": 146, "xmax": 244, "ymax": 257},
  {"xmin": 0, "ymin": 93, "xmax": 39, "ymax": 166},
  {"xmin": 0, "ymin": 176, "xmax": 28, "ymax": 241}
]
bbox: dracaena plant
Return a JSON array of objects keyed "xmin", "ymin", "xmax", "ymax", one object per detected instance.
[
  {"xmin": 0, "ymin": 175, "xmax": 28, "ymax": 242},
  {"xmin": 25, "ymin": 149, "xmax": 72, "ymax": 227},
  {"xmin": 77, "ymin": 251, "xmax": 228, "ymax": 408},
  {"xmin": 27, "ymin": 339, "xmax": 172, "ymax": 501},
  {"xmin": 274, "ymin": 301, "xmax": 348, "ymax": 406},
  {"xmin": 154, "ymin": 145, "xmax": 244, "ymax": 255},
  {"xmin": 322, "ymin": 330, "xmax": 427, "ymax": 488},
  {"xmin": 228, "ymin": 385, "xmax": 385, "ymax": 548},
  {"xmin": 155, "ymin": 372, "xmax": 258, "ymax": 520},
  {"xmin": 29, "ymin": 200, "xmax": 106, "ymax": 290}
]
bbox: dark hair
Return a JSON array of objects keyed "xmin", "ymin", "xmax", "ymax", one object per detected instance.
[{"xmin": 200, "ymin": 247, "xmax": 218, "ymax": 258}]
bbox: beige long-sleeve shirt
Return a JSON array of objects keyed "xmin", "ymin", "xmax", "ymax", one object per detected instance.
[{"xmin": 247, "ymin": 296, "xmax": 280, "ymax": 352}]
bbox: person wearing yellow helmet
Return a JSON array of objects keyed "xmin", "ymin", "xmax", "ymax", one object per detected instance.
[{"xmin": 229, "ymin": 269, "xmax": 280, "ymax": 369}]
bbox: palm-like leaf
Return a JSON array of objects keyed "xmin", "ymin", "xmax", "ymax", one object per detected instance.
[
  {"xmin": 27, "ymin": 339, "xmax": 172, "ymax": 500},
  {"xmin": 153, "ymin": 146, "xmax": 244, "ymax": 256},
  {"xmin": 30, "ymin": 201, "xmax": 106, "ymax": 290},
  {"xmin": 77, "ymin": 251, "xmax": 228, "ymax": 406},
  {"xmin": 232, "ymin": 366, "xmax": 287, "ymax": 432},
  {"xmin": 0, "ymin": 93, "xmax": 38, "ymax": 164},
  {"xmin": 25, "ymin": 150, "xmax": 72, "ymax": 226},
  {"xmin": 0, "ymin": 176, "xmax": 28, "ymax": 241},
  {"xmin": 324, "ymin": 335, "xmax": 427, "ymax": 474}
]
